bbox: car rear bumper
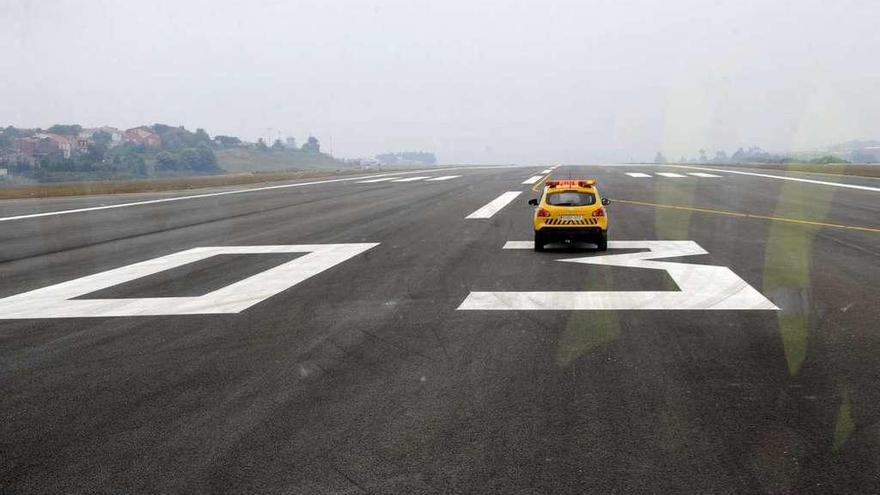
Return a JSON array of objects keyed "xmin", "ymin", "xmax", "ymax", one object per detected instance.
[{"xmin": 535, "ymin": 226, "xmax": 605, "ymax": 242}]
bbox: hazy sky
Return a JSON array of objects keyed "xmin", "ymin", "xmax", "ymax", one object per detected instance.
[{"xmin": 2, "ymin": 0, "xmax": 878, "ymax": 163}]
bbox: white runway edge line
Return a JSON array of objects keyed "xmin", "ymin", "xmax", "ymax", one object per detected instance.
[
  {"xmin": 687, "ymin": 172, "xmax": 721, "ymax": 178},
  {"xmin": 670, "ymin": 165, "xmax": 880, "ymax": 193},
  {"xmin": 426, "ymin": 175, "xmax": 462, "ymax": 181},
  {"xmin": 466, "ymin": 191, "xmax": 522, "ymax": 219},
  {"xmin": 626, "ymin": 172, "xmax": 652, "ymax": 178},
  {"xmin": 522, "ymin": 175, "xmax": 545, "ymax": 185},
  {"xmin": 0, "ymin": 171, "xmax": 448, "ymax": 223}
]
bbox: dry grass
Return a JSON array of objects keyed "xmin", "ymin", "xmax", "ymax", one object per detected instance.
[
  {"xmin": 0, "ymin": 169, "xmax": 373, "ymax": 200},
  {"xmin": 666, "ymin": 162, "xmax": 880, "ymax": 178},
  {"xmin": 771, "ymin": 163, "xmax": 880, "ymax": 178}
]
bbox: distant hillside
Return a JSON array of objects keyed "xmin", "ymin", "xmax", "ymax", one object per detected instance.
[
  {"xmin": 216, "ymin": 148, "xmax": 346, "ymax": 173},
  {"xmin": 1, "ymin": 123, "xmax": 345, "ymax": 181},
  {"xmin": 829, "ymin": 139, "xmax": 880, "ymax": 152}
]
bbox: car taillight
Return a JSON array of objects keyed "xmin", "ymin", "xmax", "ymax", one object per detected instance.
[
  {"xmin": 537, "ymin": 208, "xmax": 551, "ymax": 217},
  {"xmin": 591, "ymin": 207, "xmax": 605, "ymax": 217}
]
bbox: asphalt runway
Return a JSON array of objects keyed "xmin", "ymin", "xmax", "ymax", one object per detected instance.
[{"xmin": 1, "ymin": 165, "xmax": 879, "ymax": 493}]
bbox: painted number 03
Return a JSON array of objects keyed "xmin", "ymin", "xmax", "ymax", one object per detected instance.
[{"xmin": 458, "ymin": 240, "xmax": 778, "ymax": 311}]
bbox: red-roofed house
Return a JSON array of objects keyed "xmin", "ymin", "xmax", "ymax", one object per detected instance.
[{"xmin": 123, "ymin": 127, "xmax": 162, "ymax": 148}]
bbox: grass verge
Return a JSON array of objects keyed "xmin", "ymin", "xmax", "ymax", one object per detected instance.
[
  {"xmin": 664, "ymin": 162, "xmax": 880, "ymax": 178},
  {"xmin": 0, "ymin": 169, "xmax": 374, "ymax": 200}
]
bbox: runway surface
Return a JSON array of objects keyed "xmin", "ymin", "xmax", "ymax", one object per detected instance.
[{"xmin": 1, "ymin": 165, "xmax": 878, "ymax": 493}]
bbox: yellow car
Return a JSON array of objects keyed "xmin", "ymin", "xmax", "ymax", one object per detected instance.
[{"xmin": 528, "ymin": 179, "xmax": 610, "ymax": 252}]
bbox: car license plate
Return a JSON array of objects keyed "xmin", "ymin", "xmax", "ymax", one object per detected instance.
[{"xmin": 559, "ymin": 215, "xmax": 583, "ymax": 221}]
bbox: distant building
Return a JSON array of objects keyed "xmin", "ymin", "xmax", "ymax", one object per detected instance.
[
  {"xmin": 123, "ymin": 127, "xmax": 162, "ymax": 148},
  {"xmin": 285, "ymin": 137, "xmax": 297, "ymax": 149},
  {"xmin": 14, "ymin": 138, "xmax": 37, "ymax": 157},
  {"xmin": 30, "ymin": 134, "xmax": 74, "ymax": 158},
  {"xmin": 76, "ymin": 130, "xmax": 94, "ymax": 153},
  {"xmin": 0, "ymin": 168, "xmax": 8, "ymax": 176},
  {"xmin": 46, "ymin": 134, "xmax": 74, "ymax": 158},
  {"xmin": 15, "ymin": 135, "xmax": 74, "ymax": 160},
  {"xmin": 98, "ymin": 126, "xmax": 124, "ymax": 147}
]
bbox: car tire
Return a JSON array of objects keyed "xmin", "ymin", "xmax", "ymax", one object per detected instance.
[
  {"xmin": 534, "ymin": 232, "xmax": 545, "ymax": 252},
  {"xmin": 596, "ymin": 231, "xmax": 608, "ymax": 251}
]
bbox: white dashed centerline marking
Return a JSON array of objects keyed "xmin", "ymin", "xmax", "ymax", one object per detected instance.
[
  {"xmin": 391, "ymin": 176, "xmax": 431, "ymax": 182},
  {"xmin": 357, "ymin": 177, "xmax": 401, "ymax": 183},
  {"xmin": 687, "ymin": 172, "xmax": 721, "ymax": 178},
  {"xmin": 656, "ymin": 172, "xmax": 687, "ymax": 178},
  {"xmin": 522, "ymin": 175, "xmax": 544, "ymax": 185},
  {"xmin": 626, "ymin": 172, "xmax": 652, "ymax": 178},
  {"xmin": 466, "ymin": 191, "xmax": 522, "ymax": 219},
  {"xmin": 426, "ymin": 175, "xmax": 462, "ymax": 181}
]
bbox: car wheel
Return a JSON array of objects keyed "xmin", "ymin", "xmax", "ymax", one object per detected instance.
[
  {"xmin": 596, "ymin": 231, "xmax": 608, "ymax": 251},
  {"xmin": 534, "ymin": 232, "xmax": 545, "ymax": 252}
]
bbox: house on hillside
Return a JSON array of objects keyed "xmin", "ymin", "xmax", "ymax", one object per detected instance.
[
  {"xmin": 45, "ymin": 134, "xmax": 74, "ymax": 158},
  {"xmin": 35, "ymin": 134, "xmax": 74, "ymax": 158},
  {"xmin": 76, "ymin": 130, "xmax": 95, "ymax": 153},
  {"xmin": 15, "ymin": 138, "xmax": 37, "ymax": 158},
  {"xmin": 98, "ymin": 126, "xmax": 124, "ymax": 147},
  {"xmin": 78, "ymin": 127, "xmax": 124, "ymax": 149},
  {"xmin": 15, "ymin": 134, "xmax": 73, "ymax": 160},
  {"xmin": 123, "ymin": 127, "xmax": 161, "ymax": 148}
]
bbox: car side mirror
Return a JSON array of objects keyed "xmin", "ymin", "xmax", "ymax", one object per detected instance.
[
  {"xmin": 528, "ymin": 198, "xmax": 538, "ymax": 206},
  {"xmin": 601, "ymin": 198, "xmax": 610, "ymax": 206}
]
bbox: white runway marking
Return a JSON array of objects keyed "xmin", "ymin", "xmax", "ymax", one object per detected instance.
[
  {"xmin": 0, "ymin": 244, "xmax": 378, "ymax": 319},
  {"xmin": 0, "ymin": 170, "xmax": 452, "ymax": 223},
  {"xmin": 522, "ymin": 175, "xmax": 544, "ymax": 184},
  {"xmin": 459, "ymin": 240, "xmax": 778, "ymax": 311},
  {"xmin": 391, "ymin": 176, "xmax": 431, "ymax": 182},
  {"xmin": 426, "ymin": 175, "xmax": 462, "ymax": 181},
  {"xmin": 626, "ymin": 172, "xmax": 652, "ymax": 178},
  {"xmin": 357, "ymin": 177, "xmax": 401, "ymax": 183},
  {"xmin": 656, "ymin": 172, "xmax": 687, "ymax": 178},
  {"xmin": 671, "ymin": 166, "xmax": 880, "ymax": 192},
  {"xmin": 465, "ymin": 191, "xmax": 522, "ymax": 219},
  {"xmin": 687, "ymin": 172, "xmax": 721, "ymax": 178},
  {"xmin": 540, "ymin": 169, "xmax": 552, "ymax": 174}
]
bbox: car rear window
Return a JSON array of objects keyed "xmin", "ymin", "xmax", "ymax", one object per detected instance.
[{"xmin": 546, "ymin": 191, "xmax": 595, "ymax": 206}]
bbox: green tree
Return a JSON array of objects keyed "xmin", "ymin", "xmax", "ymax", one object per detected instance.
[
  {"xmin": 302, "ymin": 136, "xmax": 320, "ymax": 153},
  {"xmin": 194, "ymin": 128, "xmax": 212, "ymax": 146},
  {"xmin": 256, "ymin": 138, "xmax": 269, "ymax": 151},
  {"xmin": 215, "ymin": 135, "xmax": 242, "ymax": 147},
  {"xmin": 47, "ymin": 124, "xmax": 82, "ymax": 136},
  {"xmin": 271, "ymin": 139, "xmax": 285, "ymax": 150},
  {"xmin": 192, "ymin": 145, "xmax": 218, "ymax": 172},
  {"xmin": 809, "ymin": 155, "xmax": 849, "ymax": 164},
  {"xmin": 155, "ymin": 151, "xmax": 178, "ymax": 171}
]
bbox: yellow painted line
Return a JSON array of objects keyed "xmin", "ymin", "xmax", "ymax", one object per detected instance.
[
  {"xmin": 530, "ymin": 175, "xmax": 548, "ymax": 193},
  {"xmin": 614, "ymin": 199, "xmax": 880, "ymax": 233}
]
